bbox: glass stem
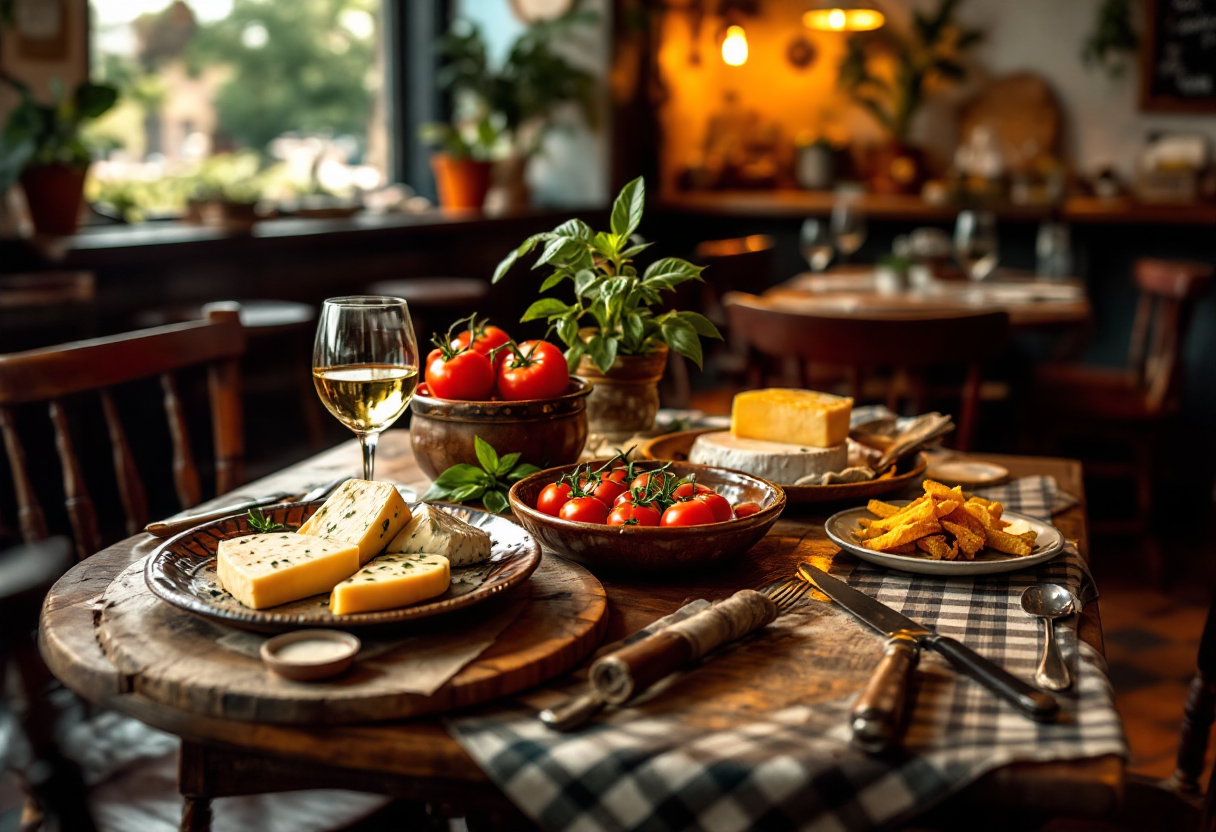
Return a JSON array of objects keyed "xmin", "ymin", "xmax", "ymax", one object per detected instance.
[{"xmin": 358, "ymin": 431, "xmax": 379, "ymax": 480}]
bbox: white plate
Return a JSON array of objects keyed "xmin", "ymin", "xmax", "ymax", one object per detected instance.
[
  {"xmin": 926, "ymin": 459, "xmax": 1008, "ymax": 486},
  {"xmin": 825, "ymin": 500, "xmax": 1065, "ymax": 576}
]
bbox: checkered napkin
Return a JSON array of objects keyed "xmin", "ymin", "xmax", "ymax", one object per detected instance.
[{"xmin": 445, "ymin": 478, "xmax": 1127, "ymax": 832}]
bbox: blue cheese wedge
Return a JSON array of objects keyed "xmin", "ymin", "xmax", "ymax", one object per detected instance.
[
  {"xmin": 330, "ymin": 552, "xmax": 450, "ymax": 615},
  {"xmin": 386, "ymin": 504, "xmax": 491, "ymax": 567},
  {"xmin": 216, "ymin": 533, "xmax": 359, "ymax": 610},
  {"xmin": 297, "ymin": 479, "xmax": 411, "ymax": 565}
]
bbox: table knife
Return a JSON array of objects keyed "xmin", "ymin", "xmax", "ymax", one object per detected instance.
[
  {"xmin": 798, "ymin": 563, "xmax": 1059, "ymax": 752},
  {"xmin": 143, "ymin": 477, "xmax": 348, "ymax": 538}
]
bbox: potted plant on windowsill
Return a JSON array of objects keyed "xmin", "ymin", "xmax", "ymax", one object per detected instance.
[
  {"xmin": 0, "ymin": 77, "xmax": 118, "ymax": 236},
  {"xmin": 420, "ymin": 117, "xmax": 500, "ymax": 211},
  {"xmin": 493, "ymin": 176, "xmax": 721, "ymax": 441}
]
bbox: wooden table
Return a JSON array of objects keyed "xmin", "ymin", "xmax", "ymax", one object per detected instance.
[
  {"xmin": 39, "ymin": 431, "xmax": 1122, "ymax": 830},
  {"xmin": 764, "ymin": 271, "xmax": 1093, "ymax": 331}
]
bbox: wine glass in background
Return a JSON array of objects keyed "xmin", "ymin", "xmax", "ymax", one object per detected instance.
[
  {"xmin": 830, "ymin": 201, "xmax": 867, "ymax": 263},
  {"xmin": 800, "ymin": 218, "xmax": 834, "ymax": 272},
  {"xmin": 953, "ymin": 209, "xmax": 1000, "ymax": 281},
  {"xmin": 313, "ymin": 296, "xmax": 419, "ymax": 481}
]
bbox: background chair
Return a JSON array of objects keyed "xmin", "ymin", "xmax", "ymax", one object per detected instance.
[
  {"xmin": 0, "ymin": 305, "xmax": 246, "ymax": 558},
  {"xmin": 724, "ymin": 292, "xmax": 1010, "ymax": 451}
]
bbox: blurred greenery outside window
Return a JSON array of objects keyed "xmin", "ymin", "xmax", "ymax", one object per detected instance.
[{"xmin": 87, "ymin": 0, "xmax": 386, "ymax": 221}]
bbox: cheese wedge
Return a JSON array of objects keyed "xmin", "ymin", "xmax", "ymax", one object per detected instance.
[
  {"xmin": 731, "ymin": 388, "xmax": 852, "ymax": 448},
  {"xmin": 689, "ymin": 431, "xmax": 847, "ymax": 484},
  {"xmin": 330, "ymin": 552, "xmax": 450, "ymax": 615},
  {"xmin": 216, "ymin": 533, "xmax": 359, "ymax": 610},
  {"xmin": 387, "ymin": 504, "xmax": 490, "ymax": 567},
  {"xmin": 297, "ymin": 479, "xmax": 412, "ymax": 565}
]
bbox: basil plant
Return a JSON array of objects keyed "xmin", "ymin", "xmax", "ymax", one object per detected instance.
[{"xmin": 492, "ymin": 176, "xmax": 722, "ymax": 374}]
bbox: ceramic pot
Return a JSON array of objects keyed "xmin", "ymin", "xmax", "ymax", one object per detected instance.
[
  {"xmin": 20, "ymin": 163, "xmax": 88, "ymax": 236},
  {"xmin": 869, "ymin": 141, "xmax": 924, "ymax": 195},
  {"xmin": 430, "ymin": 154, "xmax": 493, "ymax": 210},
  {"xmin": 577, "ymin": 342, "xmax": 668, "ymax": 444},
  {"xmin": 409, "ymin": 378, "xmax": 591, "ymax": 481}
]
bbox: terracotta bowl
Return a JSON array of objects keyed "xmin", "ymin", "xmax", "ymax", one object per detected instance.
[
  {"xmin": 410, "ymin": 378, "xmax": 592, "ymax": 481},
  {"xmin": 508, "ymin": 461, "xmax": 786, "ymax": 574}
]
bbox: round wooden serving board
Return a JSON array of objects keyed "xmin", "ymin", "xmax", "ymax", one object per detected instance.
[{"xmin": 97, "ymin": 554, "xmax": 607, "ymax": 724}]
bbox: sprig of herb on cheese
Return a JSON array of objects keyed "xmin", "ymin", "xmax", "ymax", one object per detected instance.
[
  {"xmin": 422, "ymin": 436, "xmax": 541, "ymax": 514},
  {"xmin": 247, "ymin": 508, "xmax": 286, "ymax": 533}
]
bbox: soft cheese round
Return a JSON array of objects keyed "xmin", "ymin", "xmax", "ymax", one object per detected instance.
[{"xmin": 689, "ymin": 431, "xmax": 848, "ymax": 484}]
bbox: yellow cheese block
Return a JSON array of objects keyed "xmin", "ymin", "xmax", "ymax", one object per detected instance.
[
  {"xmin": 297, "ymin": 479, "xmax": 412, "ymax": 565},
  {"xmin": 731, "ymin": 388, "xmax": 852, "ymax": 448},
  {"xmin": 216, "ymin": 533, "xmax": 360, "ymax": 610},
  {"xmin": 330, "ymin": 552, "xmax": 450, "ymax": 615}
]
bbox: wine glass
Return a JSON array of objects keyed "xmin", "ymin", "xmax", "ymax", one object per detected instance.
[
  {"xmin": 313, "ymin": 296, "xmax": 419, "ymax": 481},
  {"xmin": 830, "ymin": 201, "xmax": 867, "ymax": 263},
  {"xmin": 800, "ymin": 219, "xmax": 834, "ymax": 272},
  {"xmin": 953, "ymin": 210, "xmax": 1000, "ymax": 281}
]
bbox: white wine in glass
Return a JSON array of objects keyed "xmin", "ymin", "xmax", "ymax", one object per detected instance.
[
  {"xmin": 313, "ymin": 296, "xmax": 419, "ymax": 481},
  {"xmin": 831, "ymin": 201, "xmax": 867, "ymax": 262},
  {"xmin": 800, "ymin": 218, "xmax": 834, "ymax": 272},
  {"xmin": 954, "ymin": 210, "xmax": 1000, "ymax": 281}
]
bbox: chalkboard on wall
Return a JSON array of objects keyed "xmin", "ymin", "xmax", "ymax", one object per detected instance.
[{"xmin": 1140, "ymin": 0, "xmax": 1216, "ymax": 112}]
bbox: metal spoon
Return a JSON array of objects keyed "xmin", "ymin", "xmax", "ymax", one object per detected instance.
[{"xmin": 1020, "ymin": 583, "xmax": 1074, "ymax": 691}]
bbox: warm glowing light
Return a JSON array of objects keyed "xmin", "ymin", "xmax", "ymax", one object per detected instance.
[
  {"xmin": 802, "ymin": 8, "xmax": 885, "ymax": 31},
  {"xmin": 721, "ymin": 24, "xmax": 749, "ymax": 65}
]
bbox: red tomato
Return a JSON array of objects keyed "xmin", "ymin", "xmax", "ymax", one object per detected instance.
[
  {"xmin": 424, "ymin": 347, "xmax": 495, "ymax": 400},
  {"xmin": 559, "ymin": 496, "xmax": 609, "ymax": 525},
  {"xmin": 630, "ymin": 470, "xmax": 676, "ymax": 493},
  {"xmin": 498, "ymin": 340, "xmax": 569, "ymax": 401},
  {"xmin": 452, "ymin": 322, "xmax": 511, "ymax": 369},
  {"xmin": 672, "ymin": 482, "xmax": 715, "ymax": 500},
  {"xmin": 536, "ymin": 482, "xmax": 573, "ymax": 516},
  {"xmin": 733, "ymin": 501, "xmax": 761, "ymax": 519},
  {"xmin": 577, "ymin": 469, "xmax": 628, "ymax": 506},
  {"xmin": 695, "ymin": 492, "xmax": 733, "ymax": 523},
  {"xmin": 607, "ymin": 503, "xmax": 661, "ymax": 527},
  {"xmin": 661, "ymin": 500, "xmax": 716, "ymax": 527}
]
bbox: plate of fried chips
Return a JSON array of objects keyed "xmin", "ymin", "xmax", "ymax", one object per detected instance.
[{"xmin": 825, "ymin": 479, "xmax": 1065, "ymax": 575}]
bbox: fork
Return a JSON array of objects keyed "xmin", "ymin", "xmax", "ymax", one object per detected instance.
[{"xmin": 540, "ymin": 574, "xmax": 810, "ymax": 731}]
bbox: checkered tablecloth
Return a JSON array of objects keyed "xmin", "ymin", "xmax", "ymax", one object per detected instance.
[{"xmin": 446, "ymin": 477, "xmax": 1127, "ymax": 832}]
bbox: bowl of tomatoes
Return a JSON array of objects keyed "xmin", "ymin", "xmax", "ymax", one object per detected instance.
[
  {"xmin": 409, "ymin": 317, "xmax": 591, "ymax": 480},
  {"xmin": 508, "ymin": 459, "xmax": 786, "ymax": 573}
]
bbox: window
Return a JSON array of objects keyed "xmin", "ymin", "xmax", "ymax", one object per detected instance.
[{"xmin": 87, "ymin": 0, "xmax": 388, "ymax": 220}]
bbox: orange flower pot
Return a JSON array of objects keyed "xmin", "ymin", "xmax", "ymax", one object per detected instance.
[
  {"xmin": 430, "ymin": 154, "xmax": 493, "ymax": 210},
  {"xmin": 21, "ymin": 163, "xmax": 89, "ymax": 236}
]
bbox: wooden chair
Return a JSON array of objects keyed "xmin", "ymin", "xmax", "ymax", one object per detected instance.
[
  {"xmin": 1032, "ymin": 258, "xmax": 1212, "ymax": 580},
  {"xmin": 0, "ymin": 305, "xmax": 246, "ymax": 559},
  {"xmin": 724, "ymin": 292, "xmax": 1010, "ymax": 451}
]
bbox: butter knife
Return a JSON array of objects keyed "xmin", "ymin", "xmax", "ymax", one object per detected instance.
[{"xmin": 144, "ymin": 477, "xmax": 348, "ymax": 538}]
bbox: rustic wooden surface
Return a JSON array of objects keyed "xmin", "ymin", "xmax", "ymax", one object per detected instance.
[
  {"xmin": 39, "ymin": 430, "xmax": 1120, "ymax": 818},
  {"xmin": 96, "ymin": 553, "xmax": 606, "ymax": 724}
]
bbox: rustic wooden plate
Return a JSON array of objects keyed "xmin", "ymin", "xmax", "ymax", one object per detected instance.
[
  {"xmin": 641, "ymin": 428, "xmax": 927, "ymax": 505},
  {"xmin": 508, "ymin": 461, "xmax": 785, "ymax": 573},
  {"xmin": 825, "ymin": 500, "xmax": 1065, "ymax": 576},
  {"xmin": 145, "ymin": 501, "xmax": 541, "ymax": 632}
]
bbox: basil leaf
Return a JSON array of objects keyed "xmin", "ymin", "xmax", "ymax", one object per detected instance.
[
  {"xmin": 521, "ymin": 298, "xmax": 574, "ymax": 322},
  {"xmin": 592, "ymin": 231, "xmax": 618, "ymax": 259},
  {"xmin": 643, "ymin": 257, "xmax": 704, "ymax": 291},
  {"xmin": 557, "ymin": 314, "xmax": 580, "ymax": 347},
  {"xmin": 482, "ymin": 489, "xmax": 510, "ymax": 515},
  {"xmin": 508, "ymin": 463, "xmax": 542, "ymax": 482},
  {"xmin": 623, "ymin": 312, "xmax": 645, "ymax": 349},
  {"xmin": 553, "ymin": 218, "xmax": 593, "ymax": 241},
  {"xmin": 422, "ymin": 483, "xmax": 453, "ymax": 501},
  {"xmin": 661, "ymin": 318, "xmax": 704, "ymax": 369},
  {"xmin": 496, "ymin": 452, "xmax": 521, "ymax": 476},
  {"xmin": 432, "ymin": 463, "xmax": 488, "ymax": 489},
  {"xmin": 539, "ymin": 272, "xmax": 569, "ymax": 292},
  {"xmin": 474, "ymin": 436, "xmax": 500, "ymax": 474},
  {"xmin": 492, "ymin": 233, "xmax": 553, "ymax": 283},
  {"xmin": 449, "ymin": 483, "xmax": 487, "ymax": 503},
  {"xmin": 619, "ymin": 241, "xmax": 653, "ymax": 259},
  {"xmin": 586, "ymin": 333, "xmax": 619, "ymax": 374},
  {"xmin": 676, "ymin": 310, "xmax": 723, "ymax": 339},
  {"xmin": 610, "ymin": 176, "xmax": 645, "ymax": 240},
  {"xmin": 564, "ymin": 341, "xmax": 586, "ymax": 374}
]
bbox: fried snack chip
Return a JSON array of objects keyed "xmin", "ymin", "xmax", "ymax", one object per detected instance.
[
  {"xmin": 962, "ymin": 501, "xmax": 998, "ymax": 530},
  {"xmin": 867, "ymin": 500, "xmax": 902, "ymax": 519},
  {"xmin": 916, "ymin": 534, "xmax": 957, "ymax": 561},
  {"xmin": 965, "ymin": 496, "xmax": 1004, "ymax": 522},
  {"xmin": 985, "ymin": 527, "xmax": 1034, "ymax": 556},
  {"xmin": 941, "ymin": 505, "xmax": 986, "ymax": 539},
  {"xmin": 925, "ymin": 480, "xmax": 968, "ymax": 505},
  {"xmin": 862, "ymin": 517, "xmax": 941, "ymax": 551},
  {"xmin": 868, "ymin": 496, "xmax": 935, "ymax": 532},
  {"xmin": 942, "ymin": 520, "xmax": 984, "ymax": 559},
  {"xmin": 887, "ymin": 542, "xmax": 918, "ymax": 554}
]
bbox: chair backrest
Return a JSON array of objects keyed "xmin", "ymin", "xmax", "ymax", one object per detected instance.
[
  {"xmin": 693, "ymin": 235, "xmax": 776, "ymax": 300},
  {"xmin": 1128, "ymin": 259, "xmax": 1213, "ymax": 413},
  {"xmin": 0, "ymin": 271, "xmax": 95, "ymax": 309},
  {"xmin": 724, "ymin": 292, "xmax": 1010, "ymax": 450},
  {"xmin": 0, "ymin": 306, "xmax": 246, "ymax": 559}
]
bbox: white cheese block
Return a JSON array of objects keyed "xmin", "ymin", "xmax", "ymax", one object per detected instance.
[
  {"xmin": 330, "ymin": 552, "xmax": 450, "ymax": 615},
  {"xmin": 216, "ymin": 533, "xmax": 360, "ymax": 610},
  {"xmin": 297, "ymin": 479, "xmax": 412, "ymax": 565},
  {"xmin": 689, "ymin": 430, "xmax": 848, "ymax": 484},
  {"xmin": 386, "ymin": 504, "xmax": 491, "ymax": 567}
]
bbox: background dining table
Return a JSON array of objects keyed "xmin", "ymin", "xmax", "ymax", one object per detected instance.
[{"xmin": 39, "ymin": 430, "xmax": 1122, "ymax": 830}]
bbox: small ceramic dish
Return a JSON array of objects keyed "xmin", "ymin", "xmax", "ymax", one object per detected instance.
[
  {"xmin": 260, "ymin": 630, "xmax": 361, "ymax": 681},
  {"xmin": 508, "ymin": 461, "xmax": 786, "ymax": 574},
  {"xmin": 926, "ymin": 458, "xmax": 1009, "ymax": 487}
]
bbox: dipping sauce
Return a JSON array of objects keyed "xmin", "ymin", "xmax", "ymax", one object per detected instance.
[{"xmin": 273, "ymin": 638, "xmax": 355, "ymax": 664}]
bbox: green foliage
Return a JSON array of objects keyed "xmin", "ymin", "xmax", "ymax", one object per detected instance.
[
  {"xmin": 247, "ymin": 508, "xmax": 286, "ymax": 532},
  {"xmin": 0, "ymin": 77, "xmax": 118, "ymax": 191},
  {"xmin": 494, "ymin": 177, "xmax": 722, "ymax": 374},
  {"xmin": 418, "ymin": 116, "xmax": 504, "ymax": 162},
  {"xmin": 421, "ymin": 436, "xmax": 541, "ymax": 514},
  {"xmin": 1082, "ymin": 0, "xmax": 1139, "ymax": 78},
  {"xmin": 189, "ymin": 0, "xmax": 376, "ymax": 153},
  {"xmin": 431, "ymin": 9, "xmax": 598, "ymax": 159},
  {"xmin": 838, "ymin": 0, "xmax": 982, "ymax": 142}
]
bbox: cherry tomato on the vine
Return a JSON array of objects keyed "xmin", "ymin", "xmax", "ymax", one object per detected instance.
[
  {"xmin": 559, "ymin": 496, "xmax": 609, "ymax": 525},
  {"xmin": 695, "ymin": 492, "xmax": 734, "ymax": 523},
  {"xmin": 672, "ymin": 482, "xmax": 715, "ymax": 500},
  {"xmin": 424, "ymin": 346, "xmax": 495, "ymax": 401},
  {"xmin": 630, "ymin": 470, "xmax": 677, "ymax": 493},
  {"xmin": 607, "ymin": 503, "xmax": 662, "ymax": 527},
  {"xmin": 536, "ymin": 482, "xmax": 573, "ymax": 517},
  {"xmin": 733, "ymin": 501, "xmax": 761, "ymax": 519},
  {"xmin": 660, "ymin": 500, "xmax": 716, "ymax": 527},
  {"xmin": 498, "ymin": 340, "xmax": 570, "ymax": 401},
  {"xmin": 577, "ymin": 468, "xmax": 628, "ymax": 506},
  {"xmin": 451, "ymin": 321, "xmax": 511, "ymax": 370}
]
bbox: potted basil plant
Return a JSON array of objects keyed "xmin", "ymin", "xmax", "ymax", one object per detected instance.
[
  {"xmin": 0, "ymin": 77, "xmax": 118, "ymax": 236},
  {"xmin": 493, "ymin": 176, "xmax": 721, "ymax": 440}
]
